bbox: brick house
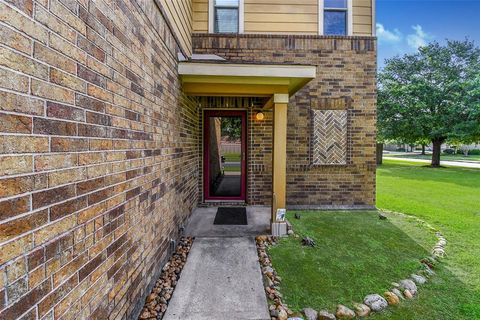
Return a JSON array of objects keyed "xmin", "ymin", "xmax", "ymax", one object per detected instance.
[{"xmin": 0, "ymin": 0, "xmax": 376, "ymax": 319}]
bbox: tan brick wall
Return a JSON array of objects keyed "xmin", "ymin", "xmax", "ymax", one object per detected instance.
[
  {"xmin": 0, "ymin": 0, "xmax": 199, "ymax": 319},
  {"xmin": 193, "ymin": 34, "xmax": 377, "ymax": 208}
]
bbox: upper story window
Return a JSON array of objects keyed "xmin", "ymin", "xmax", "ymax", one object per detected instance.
[
  {"xmin": 324, "ymin": 0, "xmax": 348, "ymax": 35},
  {"xmin": 214, "ymin": 0, "xmax": 239, "ymax": 33}
]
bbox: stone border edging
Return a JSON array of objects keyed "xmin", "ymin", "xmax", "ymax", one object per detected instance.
[
  {"xmin": 138, "ymin": 236, "xmax": 194, "ymax": 320},
  {"xmin": 256, "ymin": 211, "xmax": 447, "ymax": 320}
]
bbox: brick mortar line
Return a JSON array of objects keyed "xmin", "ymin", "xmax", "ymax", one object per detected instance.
[
  {"xmin": 192, "ymin": 33, "xmax": 377, "ymax": 40},
  {"xmin": 1, "ymin": 21, "xmax": 174, "ymax": 108},
  {"xmin": 38, "ymin": 233, "xmax": 131, "ymax": 319},
  {"xmin": 0, "ymin": 109, "xmax": 163, "ymax": 135},
  {"xmin": 0, "ymin": 154, "xmax": 150, "ymax": 180},
  {"xmin": 0, "ymin": 160, "xmax": 156, "ymax": 217},
  {"xmin": 0, "ymin": 160, "xmax": 187, "ymax": 225},
  {"xmin": 0, "ymin": 146, "xmax": 196, "ymax": 158},
  {"xmin": 0, "ymin": 177, "xmax": 145, "ymax": 249},
  {"xmin": 131, "ymin": 0, "xmax": 179, "ymax": 61}
]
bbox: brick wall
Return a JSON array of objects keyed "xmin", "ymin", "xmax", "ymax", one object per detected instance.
[
  {"xmin": 0, "ymin": 0, "xmax": 199, "ymax": 319},
  {"xmin": 193, "ymin": 34, "xmax": 377, "ymax": 208}
]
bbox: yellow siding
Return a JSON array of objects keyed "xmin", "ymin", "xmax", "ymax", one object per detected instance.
[
  {"xmin": 244, "ymin": 0, "xmax": 318, "ymax": 34},
  {"xmin": 192, "ymin": 0, "xmax": 374, "ymax": 36},
  {"xmin": 353, "ymin": 0, "xmax": 373, "ymax": 35},
  {"xmin": 160, "ymin": 0, "xmax": 193, "ymax": 55},
  {"xmin": 193, "ymin": 0, "xmax": 208, "ymax": 32}
]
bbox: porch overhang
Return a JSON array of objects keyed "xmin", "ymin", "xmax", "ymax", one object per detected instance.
[
  {"xmin": 178, "ymin": 62, "xmax": 316, "ymax": 97},
  {"xmin": 178, "ymin": 62, "xmax": 316, "ymax": 235}
]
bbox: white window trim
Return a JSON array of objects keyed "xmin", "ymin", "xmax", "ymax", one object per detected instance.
[
  {"xmin": 208, "ymin": 0, "xmax": 244, "ymax": 34},
  {"xmin": 208, "ymin": 0, "xmax": 214, "ymax": 33},
  {"xmin": 318, "ymin": 0, "xmax": 324, "ymax": 35},
  {"xmin": 318, "ymin": 0, "xmax": 353, "ymax": 36},
  {"xmin": 239, "ymin": 0, "xmax": 244, "ymax": 33},
  {"xmin": 348, "ymin": 0, "xmax": 353, "ymax": 36}
]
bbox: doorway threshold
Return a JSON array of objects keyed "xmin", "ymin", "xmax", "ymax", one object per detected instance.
[
  {"xmin": 185, "ymin": 206, "xmax": 270, "ymax": 237},
  {"xmin": 200, "ymin": 200, "xmax": 246, "ymax": 207}
]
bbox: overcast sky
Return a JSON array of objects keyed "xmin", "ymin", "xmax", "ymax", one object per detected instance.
[{"xmin": 376, "ymin": 0, "xmax": 480, "ymax": 68}]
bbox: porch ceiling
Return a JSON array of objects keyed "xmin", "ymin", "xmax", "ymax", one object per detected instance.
[{"xmin": 178, "ymin": 62, "xmax": 316, "ymax": 97}]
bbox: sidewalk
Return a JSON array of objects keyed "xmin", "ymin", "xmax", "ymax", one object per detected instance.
[
  {"xmin": 384, "ymin": 157, "xmax": 480, "ymax": 169},
  {"xmin": 163, "ymin": 207, "xmax": 271, "ymax": 320}
]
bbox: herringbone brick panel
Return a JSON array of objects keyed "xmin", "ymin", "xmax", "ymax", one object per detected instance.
[{"xmin": 312, "ymin": 110, "xmax": 348, "ymax": 165}]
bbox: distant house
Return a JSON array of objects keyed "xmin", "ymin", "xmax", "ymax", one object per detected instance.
[{"xmin": 0, "ymin": 0, "xmax": 376, "ymax": 319}]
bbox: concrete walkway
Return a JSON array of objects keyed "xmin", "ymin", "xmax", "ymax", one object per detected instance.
[
  {"xmin": 384, "ymin": 157, "xmax": 480, "ymax": 169},
  {"xmin": 163, "ymin": 207, "xmax": 270, "ymax": 320}
]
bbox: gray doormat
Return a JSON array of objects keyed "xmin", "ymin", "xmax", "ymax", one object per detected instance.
[{"xmin": 213, "ymin": 207, "xmax": 248, "ymax": 225}]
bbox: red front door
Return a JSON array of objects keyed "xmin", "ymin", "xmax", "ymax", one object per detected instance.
[{"xmin": 203, "ymin": 110, "xmax": 247, "ymax": 201}]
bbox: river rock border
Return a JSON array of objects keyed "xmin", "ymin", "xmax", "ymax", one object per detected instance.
[
  {"xmin": 256, "ymin": 211, "xmax": 447, "ymax": 320},
  {"xmin": 138, "ymin": 236, "xmax": 194, "ymax": 320}
]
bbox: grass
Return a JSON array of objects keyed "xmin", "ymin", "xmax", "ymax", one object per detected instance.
[
  {"xmin": 375, "ymin": 160, "xmax": 480, "ymax": 319},
  {"xmin": 223, "ymin": 166, "xmax": 240, "ymax": 172},
  {"xmin": 223, "ymin": 152, "xmax": 241, "ymax": 172},
  {"xmin": 223, "ymin": 152, "xmax": 241, "ymax": 162},
  {"xmin": 268, "ymin": 211, "xmax": 436, "ymax": 312},
  {"xmin": 269, "ymin": 160, "xmax": 480, "ymax": 319},
  {"xmin": 386, "ymin": 153, "xmax": 480, "ymax": 162}
]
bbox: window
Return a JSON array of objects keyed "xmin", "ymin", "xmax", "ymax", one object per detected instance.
[
  {"xmin": 324, "ymin": 0, "xmax": 348, "ymax": 36},
  {"xmin": 214, "ymin": 0, "xmax": 239, "ymax": 33}
]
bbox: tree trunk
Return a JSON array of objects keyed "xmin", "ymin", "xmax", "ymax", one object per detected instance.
[
  {"xmin": 376, "ymin": 143, "xmax": 384, "ymax": 165},
  {"xmin": 421, "ymin": 144, "xmax": 426, "ymax": 155},
  {"xmin": 431, "ymin": 139, "xmax": 444, "ymax": 167}
]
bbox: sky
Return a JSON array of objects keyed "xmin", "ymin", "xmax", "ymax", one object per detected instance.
[{"xmin": 376, "ymin": 0, "xmax": 480, "ymax": 69}]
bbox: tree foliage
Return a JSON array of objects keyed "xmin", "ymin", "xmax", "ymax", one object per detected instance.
[
  {"xmin": 221, "ymin": 117, "xmax": 241, "ymax": 141},
  {"xmin": 378, "ymin": 39, "xmax": 480, "ymax": 166}
]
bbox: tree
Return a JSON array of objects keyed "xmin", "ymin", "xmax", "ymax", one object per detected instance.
[
  {"xmin": 378, "ymin": 40, "xmax": 480, "ymax": 166},
  {"xmin": 221, "ymin": 117, "xmax": 241, "ymax": 141}
]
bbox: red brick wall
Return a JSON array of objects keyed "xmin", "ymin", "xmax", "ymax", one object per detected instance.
[
  {"xmin": 193, "ymin": 34, "xmax": 377, "ymax": 208},
  {"xmin": 0, "ymin": 0, "xmax": 198, "ymax": 319}
]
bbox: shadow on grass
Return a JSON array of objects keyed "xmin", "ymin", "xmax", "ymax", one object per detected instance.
[
  {"xmin": 268, "ymin": 211, "xmax": 479, "ymax": 320},
  {"xmin": 378, "ymin": 161, "xmax": 480, "ymax": 189}
]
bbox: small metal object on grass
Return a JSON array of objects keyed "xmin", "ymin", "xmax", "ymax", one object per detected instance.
[
  {"xmin": 302, "ymin": 236, "xmax": 315, "ymax": 247},
  {"xmin": 294, "ymin": 213, "xmax": 301, "ymax": 219}
]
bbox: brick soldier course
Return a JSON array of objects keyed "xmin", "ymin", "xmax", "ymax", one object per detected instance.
[{"xmin": 0, "ymin": 1, "xmax": 376, "ymax": 320}]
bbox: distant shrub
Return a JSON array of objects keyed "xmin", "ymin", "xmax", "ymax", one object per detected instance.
[
  {"xmin": 396, "ymin": 147, "xmax": 406, "ymax": 152},
  {"xmin": 468, "ymin": 149, "xmax": 480, "ymax": 155},
  {"xmin": 443, "ymin": 148, "xmax": 455, "ymax": 155}
]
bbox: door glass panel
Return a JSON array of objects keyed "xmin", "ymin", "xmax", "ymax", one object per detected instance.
[{"xmin": 207, "ymin": 116, "xmax": 242, "ymax": 197}]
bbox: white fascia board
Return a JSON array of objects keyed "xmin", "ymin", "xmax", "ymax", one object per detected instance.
[{"xmin": 178, "ymin": 63, "xmax": 316, "ymax": 79}]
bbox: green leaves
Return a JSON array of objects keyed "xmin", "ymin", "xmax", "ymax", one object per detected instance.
[{"xmin": 378, "ymin": 39, "xmax": 480, "ymax": 148}]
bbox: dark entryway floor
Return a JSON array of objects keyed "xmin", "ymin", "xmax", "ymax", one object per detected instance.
[
  {"xmin": 212, "ymin": 175, "xmax": 241, "ymax": 197},
  {"xmin": 185, "ymin": 207, "xmax": 269, "ymax": 237}
]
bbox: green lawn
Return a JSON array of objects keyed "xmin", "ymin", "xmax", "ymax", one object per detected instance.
[
  {"xmin": 223, "ymin": 166, "xmax": 240, "ymax": 172},
  {"xmin": 268, "ymin": 160, "xmax": 480, "ymax": 319},
  {"xmin": 223, "ymin": 152, "xmax": 241, "ymax": 162},
  {"xmin": 268, "ymin": 211, "xmax": 436, "ymax": 312},
  {"xmin": 375, "ymin": 160, "xmax": 480, "ymax": 319},
  {"xmin": 386, "ymin": 153, "xmax": 480, "ymax": 162}
]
